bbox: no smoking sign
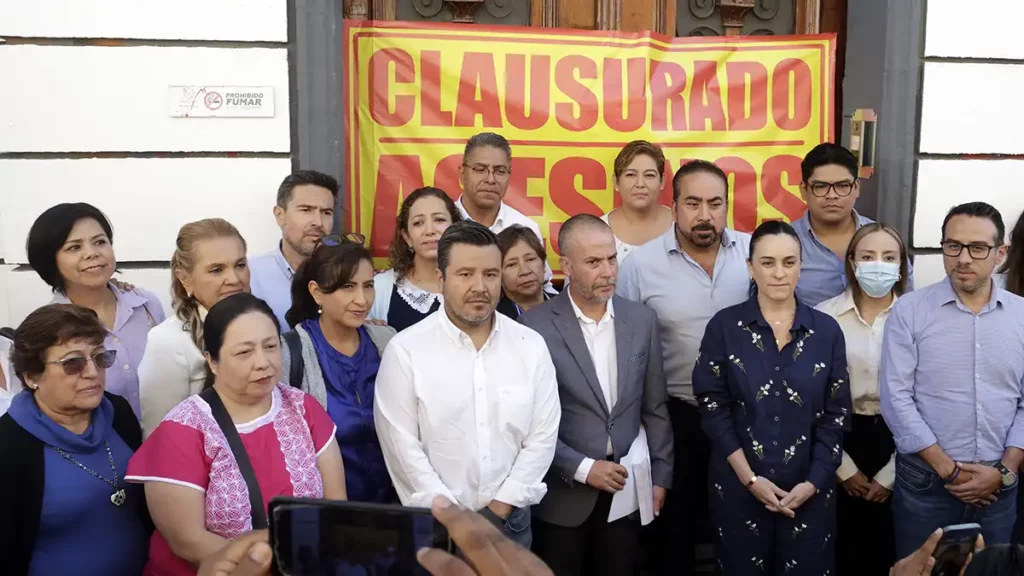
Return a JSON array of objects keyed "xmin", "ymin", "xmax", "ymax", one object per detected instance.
[{"xmin": 204, "ymin": 91, "xmax": 224, "ymax": 110}]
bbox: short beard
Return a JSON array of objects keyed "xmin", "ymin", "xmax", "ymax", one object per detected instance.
[
  {"xmin": 448, "ymin": 302, "xmax": 494, "ymax": 327},
  {"xmin": 286, "ymin": 236, "xmax": 314, "ymax": 258},
  {"xmin": 678, "ymin": 223, "xmax": 719, "ymax": 249}
]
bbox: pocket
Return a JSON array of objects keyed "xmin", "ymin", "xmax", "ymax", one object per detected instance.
[
  {"xmin": 895, "ymin": 458, "xmax": 934, "ymax": 493},
  {"xmin": 503, "ymin": 506, "xmax": 531, "ymax": 534}
]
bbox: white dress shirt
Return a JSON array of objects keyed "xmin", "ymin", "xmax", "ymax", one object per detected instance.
[
  {"xmin": 816, "ymin": 288, "xmax": 897, "ymax": 489},
  {"xmin": 455, "ymin": 198, "xmax": 556, "ymax": 294},
  {"xmin": 566, "ymin": 295, "xmax": 619, "ymax": 483},
  {"xmin": 374, "ymin": 308, "xmax": 561, "ymax": 511}
]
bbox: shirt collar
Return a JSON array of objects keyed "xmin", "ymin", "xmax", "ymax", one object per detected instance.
[
  {"xmin": 739, "ymin": 294, "xmax": 815, "ymax": 332},
  {"xmin": 567, "ymin": 291, "xmax": 614, "ymax": 325},
  {"xmin": 830, "ymin": 287, "xmax": 898, "ymax": 317},
  {"xmin": 274, "ymin": 242, "xmax": 295, "ymax": 279},
  {"xmin": 796, "ymin": 209, "xmax": 871, "ymax": 240},
  {"xmin": 52, "ymin": 283, "xmax": 150, "ymax": 332},
  {"xmin": 937, "ymin": 275, "xmax": 1006, "ymax": 310},
  {"xmin": 437, "ymin": 307, "xmax": 500, "ymax": 348},
  {"xmin": 456, "ymin": 197, "xmax": 507, "ymax": 229}
]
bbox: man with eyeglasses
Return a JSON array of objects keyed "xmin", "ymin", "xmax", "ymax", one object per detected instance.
[
  {"xmin": 249, "ymin": 170, "xmax": 338, "ymax": 328},
  {"xmin": 880, "ymin": 202, "xmax": 1024, "ymax": 557},
  {"xmin": 456, "ymin": 132, "xmax": 556, "ymax": 294},
  {"xmin": 792, "ymin": 143, "xmax": 914, "ymax": 307}
]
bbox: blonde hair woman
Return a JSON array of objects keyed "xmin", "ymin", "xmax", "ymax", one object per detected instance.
[{"xmin": 138, "ymin": 219, "xmax": 250, "ymax": 436}]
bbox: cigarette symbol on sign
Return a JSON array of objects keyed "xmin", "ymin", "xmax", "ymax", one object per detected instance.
[{"xmin": 204, "ymin": 91, "xmax": 223, "ymax": 110}]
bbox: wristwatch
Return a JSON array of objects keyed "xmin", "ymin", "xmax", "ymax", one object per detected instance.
[{"xmin": 996, "ymin": 462, "xmax": 1018, "ymax": 488}]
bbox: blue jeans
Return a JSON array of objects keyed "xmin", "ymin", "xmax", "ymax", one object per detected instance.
[
  {"xmin": 892, "ymin": 454, "xmax": 1018, "ymax": 558},
  {"xmin": 478, "ymin": 506, "xmax": 532, "ymax": 550}
]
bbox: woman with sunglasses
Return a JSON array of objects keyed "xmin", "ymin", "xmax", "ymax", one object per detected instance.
[
  {"xmin": 369, "ymin": 187, "xmax": 462, "ymax": 332},
  {"xmin": 279, "ymin": 237, "xmax": 397, "ymax": 503},
  {"xmin": 26, "ymin": 203, "xmax": 166, "ymax": 420},
  {"xmin": 0, "ymin": 304, "xmax": 151, "ymax": 575}
]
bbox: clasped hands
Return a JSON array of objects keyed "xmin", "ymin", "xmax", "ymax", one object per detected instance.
[
  {"xmin": 746, "ymin": 477, "xmax": 816, "ymax": 518},
  {"xmin": 842, "ymin": 471, "xmax": 891, "ymax": 503},
  {"xmin": 943, "ymin": 462, "xmax": 1002, "ymax": 507}
]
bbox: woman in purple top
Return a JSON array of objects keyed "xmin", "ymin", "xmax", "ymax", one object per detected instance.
[{"xmin": 27, "ymin": 203, "xmax": 166, "ymax": 419}]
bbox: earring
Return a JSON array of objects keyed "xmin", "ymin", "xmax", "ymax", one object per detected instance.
[
  {"xmin": 317, "ymin": 305, "xmax": 323, "ymax": 315},
  {"xmin": 408, "ymin": 246, "xmax": 414, "ymax": 254}
]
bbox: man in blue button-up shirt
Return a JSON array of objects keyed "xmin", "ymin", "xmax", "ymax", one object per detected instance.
[
  {"xmin": 793, "ymin": 144, "xmax": 914, "ymax": 307},
  {"xmin": 880, "ymin": 202, "xmax": 1024, "ymax": 557},
  {"xmin": 250, "ymin": 170, "xmax": 337, "ymax": 328}
]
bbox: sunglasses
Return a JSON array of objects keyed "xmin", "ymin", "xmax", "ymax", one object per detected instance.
[
  {"xmin": 313, "ymin": 233, "xmax": 366, "ymax": 253},
  {"xmin": 46, "ymin": 350, "xmax": 118, "ymax": 376}
]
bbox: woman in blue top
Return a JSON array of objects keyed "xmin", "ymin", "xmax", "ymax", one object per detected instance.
[
  {"xmin": 280, "ymin": 235, "xmax": 397, "ymax": 502},
  {"xmin": 693, "ymin": 220, "xmax": 852, "ymax": 576}
]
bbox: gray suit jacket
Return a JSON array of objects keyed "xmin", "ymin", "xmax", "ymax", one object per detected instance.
[{"xmin": 520, "ymin": 293, "xmax": 673, "ymax": 528}]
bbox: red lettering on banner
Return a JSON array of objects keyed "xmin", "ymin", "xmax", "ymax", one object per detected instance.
[
  {"xmin": 771, "ymin": 59, "xmax": 812, "ymax": 131},
  {"xmin": 371, "ymin": 155, "xmax": 425, "ymax": 257},
  {"xmin": 454, "ymin": 53, "xmax": 503, "ymax": 128},
  {"xmin": 761, "ymin": 155, "xmax": 808, "ymax": 221},
  {"xmin": 726, "ymin": 62, "xmax": 768, "ymax": 131},
  {"xmin": 506, "ymin": 55, "xmax": 551, "ymax": 130},
  {"xmin": 554, "ymin": 56, "xmax": 599, "ymax": 131},
  {"xmin": 649, "ymin": 60, "xmax": 688, "ymax": 132},
  {"xmin": 506, "ymin": 158, "xmax": 547, "ymax": 216},
  {"xmin": 432, "ymin": 154, "xmax": 464, "ymax": 199},
  {"xmin": 369, "ymin": 49, "xmax": 415, "ymax": 127},
  {"xmin": 421, "ymin": 51, "xmax": 454, "ymax": 127},
  {"xmin": 548, "ymin": 157, "xmax": 606, "ymax": 255},
  {"xmin": 716, "ymin": 156, "xmax": 758, "ymax": 232},
  {"xmin": 603, "ymin": 57, "xmax": 648, "ymax": 133},
  {"xmin": 690, "ymin": 61, "xmax": 727, "ymax": 131},
  {"xmin": 660, "ymin": 159, "xmax": 678, "ymax": 207}
]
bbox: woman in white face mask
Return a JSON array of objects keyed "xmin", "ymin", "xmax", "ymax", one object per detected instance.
[{"xmin": 815, "ymin": 222, "xmax": 909, "ymax": 576}]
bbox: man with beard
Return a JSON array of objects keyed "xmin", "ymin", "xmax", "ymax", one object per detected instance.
[
  {"xmin": 374, "ymin": 220, "xmax": 560, "ymax": 548},
  {"xmin": 881, "ymin": 202, "xmax": 1024, "ymax": 557},
  {"xmin": 456, "ymin": 132, "xmax": 556, "ymax": 295},
  {"xmin": 520, "ymin": 215, "xmax": 672, "ymax": 576},
  {"xmin": 793, "ymin": 143, "xmax": 914, "ymax": 307},
  {"xmin": 249, "ymin": 170, "xmax": 337, "ymax": 327},
  {"xmin": 616, "ymin": 159, "xmax": 751, "ymax": 575}
]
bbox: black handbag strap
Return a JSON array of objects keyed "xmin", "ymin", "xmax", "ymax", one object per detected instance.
[
  {"xmin": 199, "ymin": 387, "xmax": 268, "ymax": 530},
  {"xmin": 283, "ymin": 331, "xmax": 304, "ymax": 388}
]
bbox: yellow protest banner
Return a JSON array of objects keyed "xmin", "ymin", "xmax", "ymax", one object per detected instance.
[{"xmin": 344, "ymin": 21, "xmax": 835, "ymax": 273}]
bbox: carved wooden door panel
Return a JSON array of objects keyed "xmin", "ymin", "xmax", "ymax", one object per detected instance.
[{"xmin": 678, "ymin": 0, "xmax": 796, "ymax": 36}]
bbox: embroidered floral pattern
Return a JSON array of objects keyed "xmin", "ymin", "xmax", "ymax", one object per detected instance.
[
  {"xmin": 784, "ymin": 380, "xmax": 803, "ymax": 406},
  {"xmin": 741, "ymin": 324, "xmax": 765, "ymax": 352},
  {"xmin": 729, "ymin": 354, "xmax": 745, "ymax": 373},
  {"xmin": 783, "ymin": 435, "xmax": 807, "ymax": 464},
  {"xmin": 702, "ymin": 396, "xmax": 719, "ymax": 412},
  {"xmin": 276, "ymin": 386, "xmax": 326, "ymax": 500},
  {"xmin": 834, "ymin": 415, "xmax": 845, "ymax": 427},
  {"xmin": 784, "ymin": 560, "xmax": 798, "ymax": 573},
  {"xmin": 830, "ymin": 380, "xmax": 844, "ymax": 398},
  {"xmin": 792, "ymin": 523, "xmax": 807, "ymax": 538},
  {"xmin": 748, "ymin": 427, "xmax": 764, "ymax": 460},
  {"xmin": 715, "ymin": 483, "xmax": 724, "ymax": 499},
  {"xmin": 832, "ymin": 443, "xmax": 841, "ymax": 461},
  {"xmin": 396, "ymin": 277, "xmax": 443, "ymax": 314},
  {"xmin": 813, "ymin": 362, "xmax": 826, "ymax": 377},
  {"xmin": 756, "ymin": 381, "xmax": 772, "ymax": 402},
  {"xmin": 792, "ymin": 329, "xmax": 813, "ymax": 360},
  {"xmin": 746, "ymin": 520, "xmax": 759, "ymax": 536},
  {"xmin": 751, "ymin": 557, "xmax": 765, "ymax": 570},
  {"xmin": 709, "ymin": 361, "xmax": 721, "ymax": 378}
]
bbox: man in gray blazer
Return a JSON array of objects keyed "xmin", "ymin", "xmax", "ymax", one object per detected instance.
[{"xmin": 520, "ymin": 214, "xmax": 673, "ymax": 576}]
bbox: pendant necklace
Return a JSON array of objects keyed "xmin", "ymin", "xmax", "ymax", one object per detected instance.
[{"xmin": 49, "ymin": 441, "xmax": 127, "ymax": 506}]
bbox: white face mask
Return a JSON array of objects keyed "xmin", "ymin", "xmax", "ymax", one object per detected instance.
[{"xmin": 854, "ymin": 261, "xmax": 900, "ymax": 298}]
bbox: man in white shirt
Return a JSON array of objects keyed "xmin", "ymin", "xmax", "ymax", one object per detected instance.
[
  {"xmin": 374, "ymin": 220, "xmax": 561, "ymax": 548},
  {"xmin": 455, "ymin": 132, "xmax": 556, "ymax": 294},
  {"xmin": 520, "ymin": 215, "xmax": 672, "ymax": 576}
]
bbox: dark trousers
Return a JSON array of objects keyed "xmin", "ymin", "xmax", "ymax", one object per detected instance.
[
  {"xmin": 836, "ymin": 414, "xmax": 896, "ymax": 576},
  {"xmin": 640, "ymin": 397, "xmax": 712, "ymax": 575},
  {"xmin": 533, "ymin": 491, "xmax": 640, "ymax": 576}
]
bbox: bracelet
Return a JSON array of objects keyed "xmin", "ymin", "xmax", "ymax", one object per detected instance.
[
  {"xmin": 746, "ymin": 475, "xmax": 758, "ymax": 489},
  {"xmin": 945, "ymin": 463, "xmax": 962, "ymax": 483}
]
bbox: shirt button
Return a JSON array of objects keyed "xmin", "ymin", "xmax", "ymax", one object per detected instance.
[
  {"xmin": 124, "ymin": 365, "xmax": 130, "ymax": 371},
  {"xmin": 772, "ymin": 441, "xmax": 778, "ymax": 446},
  {"xmin": 775, "ymin": 391, "xmax": 780, "ymax": 397},
  {"xmin": 774, "ymin": 366, "xmax": 780, "ymax": 372},
  {"xmin": 977, "ymin": 344, "xmax": 982, "ymax": 349},
  {"xmin": 976, "ymin": 373, "xmax": 980, "ymax": 378},
  {"xmin": 769, "ymin": 468, "xmax": 776, "ymax": 474},
  {"xmin": 113, "ymin": 337, "xmax": 119, "ymax": 343},
  {"xmin": 774, "ymin": 416, "xmax": 780, "ymax": 422}
]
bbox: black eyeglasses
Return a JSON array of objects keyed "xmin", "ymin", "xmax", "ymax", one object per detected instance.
[
  {"xmin": 463, "ymin": 163, "xmax": 511, "ymax": 182},
  {"xmin": 47, "ymin": 350, "xmax": 118, "ymax": 376},
  {"xmin": 313, "ymin": 233, "xmax": 366, "ymax": 254},
  {"xmin": 941, "ymin": 241, "xmax": 997, "ymax": 260},
  {"xmin": 808, "ymin": 180, "xmax": 856, "ymax": 197}
]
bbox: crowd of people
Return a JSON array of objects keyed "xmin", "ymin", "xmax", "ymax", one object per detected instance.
[{"xmin": 1, "ymin": 133, "xmax": 1024, "ymax": 576}]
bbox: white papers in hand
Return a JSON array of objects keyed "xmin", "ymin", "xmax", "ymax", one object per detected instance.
[{"xmin": 608, "ymin": 426, "xmax": 655, "ymax": 525}]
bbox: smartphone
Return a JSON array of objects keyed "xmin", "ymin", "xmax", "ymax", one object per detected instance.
[
  {"xmin": 932, "ymin": 523, "xmax": 982, "ymax": 576},
  {"xmin": 269, "ymin": 497, "xmax": 453, "ymax": 576}
]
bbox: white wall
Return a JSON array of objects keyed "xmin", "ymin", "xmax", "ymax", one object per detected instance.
[
  {"xmin": 0, "ymin": 2, "xmax": 290, "ymax": 328},
  {"xmin": 910, "ymin": 0, "xmax": 1024, "ymax": 289}
]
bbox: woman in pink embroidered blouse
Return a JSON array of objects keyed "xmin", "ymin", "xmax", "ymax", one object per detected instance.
[{"xmin": 126, "ymin": 293, "xmax": 347, "ymax": 576}]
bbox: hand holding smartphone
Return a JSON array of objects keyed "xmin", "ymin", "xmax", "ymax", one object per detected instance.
[
  {"xmin": 932, "ymin": 523, "xmax": 982, "ymax": 576},
  {"xmin": 269, "ymin": 497, "xmax": 452, "ymax": 576}
]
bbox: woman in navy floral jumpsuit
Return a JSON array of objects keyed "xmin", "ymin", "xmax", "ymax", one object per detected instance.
[{"xmin": 693, "ymin": 221, "xmax": 853, "ymax": 575}]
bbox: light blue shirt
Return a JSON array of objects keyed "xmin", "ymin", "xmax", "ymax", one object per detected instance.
[
  {"xmin": 880, "ymin": 277, "xmax": 1024, "ymax": 462},
  {"xmin": 616, "ymin": 227, "xmax": 751, "ymax": 403},
  {"xmin": 792, "ymin": 211, "xmax": 915, "ymax": 308},
  {"xmin": 249, "ymin": 245, "xmax": 294, "ymax": 329}
]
